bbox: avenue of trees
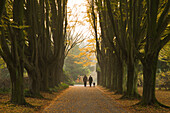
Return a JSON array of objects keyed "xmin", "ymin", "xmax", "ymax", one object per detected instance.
[
  {"xmin": 0, "ymin": 0, "xmax": 169, "ymax": 108},
  {"xmin": 87, "ymin": 0, "xmax": 170, "ymax": 107},
  {"xmin": 0, "ymin": 0, "xmax": 83, "ymax": 105}
]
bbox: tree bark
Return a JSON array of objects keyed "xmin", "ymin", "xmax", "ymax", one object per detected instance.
[
  {"xmin": 40, "ymin": 65, "xmax": 49, "ymax": 91},
  {"xmin": 24, "ymin": 0, "xmax": 42, "ymax": 96},
  {"xmin": 10, "ymin": 0, "xmax": 26, "ymax": 104},
  {"xmin": 8, "ymin": 65, "xmax": 26, "ymax": 104},
  {"xmin": 0, "ymin": 0, "xmax": 5, "ymax": 20},
  {"xmin": 122, "ymin": 59, "xmax": 140, "ymax": 99},
  {"xmin": 117, "ymin": 58, "xmax": 124, "ymax": 94},
  {"xmin": 141, "ymin": 52, "xmax": 159, "ymax": 105}
]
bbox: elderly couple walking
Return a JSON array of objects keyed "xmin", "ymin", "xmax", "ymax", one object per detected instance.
[{"xmin": 83, "ymin": 75, "xmax": 93, "ymax": 87}]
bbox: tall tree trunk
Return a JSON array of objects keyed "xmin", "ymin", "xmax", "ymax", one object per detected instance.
[
  {"xmin": 96, "ymin": 63, "xmax": 101, "ymax": 85},
  {"xmin": 112, "ymin": 56, "xmax": 118, "ymax": 91},
  {"xmin": 116, "ymin": 58, "xmax": 124, "ymax": 94},
  {"xmin": 122, "ymin": 59, "xmax": 140, "ymax": 99},
  {"xmin": 138, "ymin": 0, "xmax": 170, "ymax": 106},
  {"xmin": 141, "ymin": 52, "xmax": 159, "ymax": 105},
  {"xmin": 27, "ymin": 69, "xmax": 41, "ymax": 97},
  {"xmin": 24, "ymin": 0, "xmax": 42, "ymax": 96},
  {"xmin": 10, "ymin": 0, "xmax": 26, "ymax": 104},
  {"xmin": 48, "ymin": 66, "xmax": 56, "ymax": 88},
  {"xmin": 40, "ymin": 65, "xmax": 49, "ymax": 91},
  {"xmin": 8, "ymin": 65, "xmax": 26, "ymax": 104},
  {"xmin": 97, "ymin": 71, "xmax": 101, "ymax": 85},
  {"xmin": 102, "ymin": 61, "xmax": 107, "ymax": 87},
  {"xmin": 106, "ymin": 51, "xmax": 111, "ymax": 88},
  {"xmin": 0, "ymin": 0, "xmax": 5, "ymax": 20},
  {"xmin": 127, "ymin": 61, "xmax": 135, "ymax": 95}
]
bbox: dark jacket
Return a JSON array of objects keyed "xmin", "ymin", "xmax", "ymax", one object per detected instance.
[
  {"xmin": 83, "ymin": 75, "xmax": 87, "ymax": 82},
  {"xmin": 89, "ymin": 76, "xmax": 93, "ymax": 83}
]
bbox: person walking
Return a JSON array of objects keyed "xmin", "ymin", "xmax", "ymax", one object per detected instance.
[
  {"xmin": 89, "ymin": 75, "xmax": 93, "ymax": 87},
  {"xmin": 83, "ymin": 75, "xmax": 87, "ymax": 87}
]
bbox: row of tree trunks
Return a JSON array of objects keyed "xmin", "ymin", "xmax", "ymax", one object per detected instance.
[
  {"xmin": 94, "ymin": 0, "xmax": 125, "ymax": 95},
  {"xmin": 24, "ymin": 0, "xmax": 41, "ymax": 97},
  {"xmin": 0, "ymin": 0, "xmax": 68, "ymax": 105},
  {"xmin": 95, "ymin": 0, "xmax": 170, "ymax": 106}
]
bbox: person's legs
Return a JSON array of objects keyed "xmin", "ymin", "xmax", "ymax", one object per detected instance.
[{"xmin": 84, "ymin": 82, "xmax": 86, "ymax": 87}]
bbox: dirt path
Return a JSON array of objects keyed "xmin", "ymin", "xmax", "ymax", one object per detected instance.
[{"xmin": 43, "ymin": 85, "xmax": 127, "ymax": 113}]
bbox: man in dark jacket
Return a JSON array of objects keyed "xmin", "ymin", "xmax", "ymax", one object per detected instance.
[
  {"xmin": 83, "ymin": 75, "xmax": 87, "ymax": 87},
  {"xmin": 89, "ymin": 75, "xmax": 93, "ymax": 87}
]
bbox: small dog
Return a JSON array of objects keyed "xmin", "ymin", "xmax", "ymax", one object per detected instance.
[{"xmin": 93, "ymin": 82, "xmax": 95, "ymax": 87}]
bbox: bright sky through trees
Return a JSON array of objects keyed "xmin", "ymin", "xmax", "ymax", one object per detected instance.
[
  {"xmin": 67, "ymin": 0, "xmax": 97, "ymax": 66},
  {"xmin": 67, "ymin": 0, "xmax": 91, "ymax": 39}
]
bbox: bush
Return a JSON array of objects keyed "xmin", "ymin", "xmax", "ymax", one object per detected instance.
[
  {"xmin": 49, "ymin": 83, "xmax": 69, "ymax": 92},
  {"xmin": 59, "ymin": 83, "xmax": 69, "ymax": 89},
  {"xmin": 66, "ymin": 81, "xmax": 75, "ymax": 86},
  {"xmin": 0, "ymin": 88, "xmax": 10, "ymax": 94}
]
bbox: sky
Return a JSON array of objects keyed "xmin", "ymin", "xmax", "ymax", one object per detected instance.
[
  {"xmin": 67, "ymin": 0, "xmax": 92, "ymax": 39},
  {"xmin": 67, "ymin": 0, "xmax": 97, "ymax": 67}
]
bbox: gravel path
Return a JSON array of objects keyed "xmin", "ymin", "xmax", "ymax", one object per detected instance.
[{"xmin": 43, "ymin": 85, "xmax": 127, "ymax": 113}]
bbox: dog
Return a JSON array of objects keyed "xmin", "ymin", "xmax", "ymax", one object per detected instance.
[{"xmin": 93, "ymin": 82, "xmax": 95, "ymax": 87}]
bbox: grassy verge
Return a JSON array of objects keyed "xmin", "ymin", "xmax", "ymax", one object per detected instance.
[
  {"xmin": 0, "ymin": 83, "xmax": 69, "ymax": 113},
  {"xmin": 97, "ymin": 86, "xmax": 170, "ymax": 113}
]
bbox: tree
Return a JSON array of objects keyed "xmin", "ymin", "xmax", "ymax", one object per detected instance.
[
  {"xmin": 24, "ymin": 0, "xmax": 42, "ymax": 97},
  {"xmin": 0, "ymin": 0, "xmax": 5, "ymax": 20},
  {"xmin": 64, "ymin": 45, "xmax": 91, "ymax": 81},
  {"xmin": 138, "ymin": 0, "xmax": 170, "ymax": 106},
  {"xmin": 0, "ymin": 0, "xmax": 26, "ymax": 104}
]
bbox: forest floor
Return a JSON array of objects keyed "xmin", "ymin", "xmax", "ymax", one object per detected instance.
[
  {"xmin": 0, "ymin": 90, "xmax": 64, "ymax": 113},
  {"xmin": 0, "ymin": 86, "xmax": 169, "ymax": 113},
  {"xmin": 97, "ymin": 86, "xmax": 170, "ymax": 113}
]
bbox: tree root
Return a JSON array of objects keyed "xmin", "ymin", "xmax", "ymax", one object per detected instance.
[
  {"xmin": 24, "ymin": 90, "xmax": 44, "ymax": 99},
  {"xmin": 114, "ymin": 91, "xmax": 123, "ymax": 95},
  {"xmin": 120, "ymin": 92, "xmax": 141, "ymax": 100},
  {"xmin": 135, "ymin": 99, "xmax": 170, "ymax": 108}
]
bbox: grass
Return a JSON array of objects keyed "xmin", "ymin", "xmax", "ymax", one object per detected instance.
[{"xmin": 97, "ymin": 86, "xmax": 170, "ymax": 113}]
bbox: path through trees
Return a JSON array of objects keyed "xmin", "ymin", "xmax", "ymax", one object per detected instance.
[
  {"xmin": 43, "ymin": 86, "xmax": 127, "ymax": 113},
  {"xmin": 0, "ymin": 0, "xmax": 169, "ymax": 108}
]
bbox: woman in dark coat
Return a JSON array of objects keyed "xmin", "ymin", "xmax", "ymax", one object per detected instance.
[
  {"xmin": 83, "ymin": 75, "xmax": 87, "ymax": 87},
  {"xmin": 89, "ymin": 75, "xmax": 93, "ymax": 87}
]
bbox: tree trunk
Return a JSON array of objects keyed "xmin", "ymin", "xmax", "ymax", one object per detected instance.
[
  {"xmin": 30, "ymin": 75, "xmax": 40, "ymax": 96},
  {"xmin": 140, "ymin": 52, "xmax": 159, "ymax": 105},
  {"xmin": 26, "ymin": 67, "xmax": 41, "ymax": 97},
  {"xmin": 8, "ymin": 66, "xmax": 26, "ymax": 104},
  {"xmin": 127, "ymin": 61, "xmax": 134, "ymax": 95},
  {"xmin": 106, "ymin": 51, "xmax": 111, "ymax": 88},
  {"xmin": 10, "ymin": 0, "xmax": 26, "ymax": 104},
  {"xmin": 112, "ymin": 56, "xmax": 118, "ymax": 91},
  {"xmin": 48, "ymin": 66, "xmax": 56, "ymax": 88},
  {"xmin": 97, "ymin": 71, "xmax": 101, "ymax": 85},
  {"xmin": 96, "ymin": 63, "xmax": 101, "ymax": 85},
  {"xmin": 117, "ymin": 59, "xmax": 124, "ymax": 94},
  {"xmin": 122, "ymin": 59, "xmax": 140, "ymax": 99},
  {"xmin": 0, "ymin": 0, "xmax": 5, "ymax": 20},
  {"xmin": 40, "ymin": 65, "xmax": 49, "ymax": 91},
  {"xmin": 102, "ymin": 62, "xmax": 107, "ymax": 87}
]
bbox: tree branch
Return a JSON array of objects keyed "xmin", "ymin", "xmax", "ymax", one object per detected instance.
[
  {"xmin": 160, "ymin": 33, "xmax": 170, "ymax": 49},
  {"xmin": 157, "ymin": 0, "xmax": 170, "ymax": 31}
]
